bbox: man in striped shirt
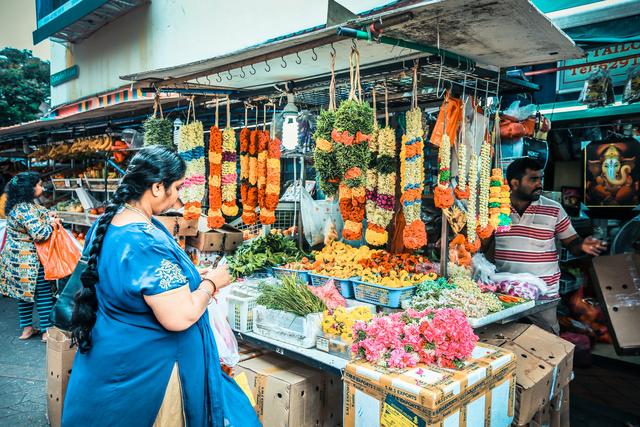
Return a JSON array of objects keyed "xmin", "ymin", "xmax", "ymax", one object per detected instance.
[{"xmin": 486, "ymin": 158, "xmax": 606, "ymax": 334}]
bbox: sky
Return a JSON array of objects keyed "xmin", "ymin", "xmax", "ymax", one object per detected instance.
[{"xmin": 0, "ymin": 0, "xmax": 50, "ymax": 60}]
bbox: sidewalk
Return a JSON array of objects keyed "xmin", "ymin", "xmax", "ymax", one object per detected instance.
[{"xmin": 0, "ymin": 296, "xmax": 48, "ymax": 426}]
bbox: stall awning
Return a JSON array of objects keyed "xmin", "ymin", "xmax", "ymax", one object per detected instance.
[
  {"xmin": 539, "ymin": 97, "xmax": 640, "ymax": 121},
  {"xmin": 121, "ymin": 0, "xmax": 582, "ymax": 87}
]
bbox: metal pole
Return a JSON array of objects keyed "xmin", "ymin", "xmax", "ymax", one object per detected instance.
[
  {"xmin": 298, "ymin": 155, "xmax": 305, "ymax": 250},
  {"xmin": 440, "ymin": 218, "xmax": 448, "ymax": 277}
]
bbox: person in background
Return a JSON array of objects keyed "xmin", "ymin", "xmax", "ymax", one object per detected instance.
[
  {"xmin": 485, "ymin": 158, "xmax": 607, "ymax": 334},
  {"xmin": 0, "ymin": 182, "xmax": 10, "ymax": 219},
  {"xmin": 0, "ymin": 172, "xmax": 60, "ymax": 341},
  {"xmin": 63, "ymin": 146, "xmax": 259, "ymax": 427}
]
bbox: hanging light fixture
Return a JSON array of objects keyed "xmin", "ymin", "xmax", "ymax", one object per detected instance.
[{"xmin": 281, "ymin": 93, "xmax": 299, "ymax": 151}]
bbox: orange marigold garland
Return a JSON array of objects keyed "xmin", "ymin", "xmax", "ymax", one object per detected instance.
[
  {"xmin": 239, "ymin": 127, "xmax": 250, "ymax": 210},
  {"xmin": 454, "ymin": 102, "xmax": 470, "ymax": 200},
  {"xmin": 400, "ymin": 106, "xmax": 427, "ymax": 249},
  {"xmin": 207, "ymin": 124, "xmax": 224, "ymax": 228},
  {"xmin": 242, "ymin": 128, "xmax": 259, "ymax": 224},
  {"xmin": 260, "ymin": 136, "xmax": 281, "ymax": 224},
  {"xmin": 257, "ymin": 129, "xmax": 269, "ymax": 209}
]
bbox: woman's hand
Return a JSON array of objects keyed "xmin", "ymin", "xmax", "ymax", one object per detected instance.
[{"xmin": 204, "ymin": 264, "xmax": 232, "ymax": 290}]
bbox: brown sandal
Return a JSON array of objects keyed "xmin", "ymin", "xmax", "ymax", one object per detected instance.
[{"xmin": 19, "ymin": 328, "xmax": 40, "ymax": 340}]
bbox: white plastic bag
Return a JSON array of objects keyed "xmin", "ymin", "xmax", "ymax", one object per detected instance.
[
  {"xmin": 300, "ymin": 189, "xmax": 343, "ymax": 247},
  {"xmin": 207, "ymin": 288, "xmax": 240, "ymax": 367},
  {"xmin": 472, "ymin": 253, "xmax": 496, "ymax": 283},
  {"xmin": 504, "ymin": 101, "xmax": 537, "ymax": 122},
  {"xmin": 488, "ymin": 272, "xmax": 548, "ymax": 294}
]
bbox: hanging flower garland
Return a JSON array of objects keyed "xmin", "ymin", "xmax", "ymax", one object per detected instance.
[
  {"xmin": 261, "ymin": 106, "xmax": 281, "ymax": 225},
  {"xmin": 366, "ymin": 84, "xmax": 396, "ymax": 247},
  {"xmin": 491, "ymin": 111, "xmax": 512, "ymax": 233},
  {"xmin": 221, "ymin": 97, "xmax": 239, "ymax": 218},
  {"xmin": 242, "ymin": 107, "xmax": 259, "ymax": 225},
  {"xmin": 257, "ymin": 105, "xmax": 269, "ymax": 211},
  {"xmin": 334, "ymin": 47, "xmax": 373, "ymax": 241},
  {"xmin": 239, "ymin": 107, "xmax": 250, "ymax": 215},
  {"xmin": 207, "ymin": 99, "xmax": 224, "ymax": 228},
  {"xmin": 477, "ymin": 139, "xmax": 494, "ymax": 239},
  {"xmin": 364, "ymin": 88, "xmax": 380, "ymax": 246},
  {"xmin": 178, "ymin": 97, "xmax": 206, "ymax": 220},
  {"xmin": 400, "ymin": 65, "xmax": 427, "ymax": 249},
  {"xmin": 313, "ymin": 53, "xmax": 341, "ymax": 198},
  {"xmin": 455, "ymin": 99, "xmax": 470, "ymax": 200},
  {"xmin": 434, "ymin": 132, "xmax": 454, "ymax": 209},
  {"xmin": 466, "ymin": 153, "xmax": 479, "ymax": 246}
]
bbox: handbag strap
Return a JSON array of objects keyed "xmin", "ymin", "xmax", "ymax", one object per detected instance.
[{"xmin": 81, "ymin": 221, "xmax": 101, "ymax": 258}]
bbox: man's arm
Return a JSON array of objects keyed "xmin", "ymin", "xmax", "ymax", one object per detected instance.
[
  {"xmin": 480, "ymin": 234, "xmax": 496, "ymax": 263},
  {"xmin": 561, "ymin": 234, "xmax": 607, "ymax": 257}
]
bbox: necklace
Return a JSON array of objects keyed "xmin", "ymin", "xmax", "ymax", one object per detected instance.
[{"xmin": 124, "ymin": 203, "xmax": 153, "ymax": 224}]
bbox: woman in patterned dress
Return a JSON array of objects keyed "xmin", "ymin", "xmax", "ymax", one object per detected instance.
[
  {"xmin": 0, "ymin": 172, "xmax": 61, "ymax": 341},
  {"xmin": 63, "ymin": 146, "xmax": 260, "ymax": 427}
]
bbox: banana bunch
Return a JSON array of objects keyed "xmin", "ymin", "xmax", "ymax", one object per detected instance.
[
  {"xmin": 69, "ymin": 135, "xmax": 113, "ymax": 155},
  {"xmin": 30, "ymin": 144, "xmax": 72, "ymax": 161}
]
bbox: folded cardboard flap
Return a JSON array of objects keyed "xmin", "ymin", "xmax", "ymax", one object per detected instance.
[
  {"xmin": 187, "ymin": 217, "xmax": 243, "ymax": 252},
  {"xmin": 153, "ymin": 215, "xmax": 179, "ymax": 236},
  {"xmin": 477, "ymin": 324, "xmax": 574, "ymax": 426},
  {"xmin": 591, "ymin": 253, "xmax": 640, "ymax": 356}
]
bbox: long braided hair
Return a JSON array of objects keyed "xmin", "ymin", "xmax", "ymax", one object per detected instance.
[{"xmin": 71, "ymin": 146, "xmax": 186, "ymax": 353}]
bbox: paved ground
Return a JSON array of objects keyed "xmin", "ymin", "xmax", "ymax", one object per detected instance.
[{"xmin": 0, "ymin": 296, "xmax": 48, "ymax": 426}]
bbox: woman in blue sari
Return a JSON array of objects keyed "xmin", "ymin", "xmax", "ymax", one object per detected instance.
[{"xmin": 63, "ymin": 147, "xmax": 260, "ymax": 427}]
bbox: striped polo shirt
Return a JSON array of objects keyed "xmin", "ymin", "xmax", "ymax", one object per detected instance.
[{"xmin": 494, "ymin": 196, "xmax": 577, "ymax": 297}]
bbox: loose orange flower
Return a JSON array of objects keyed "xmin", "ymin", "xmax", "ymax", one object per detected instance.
[
  {"xmin": 344, "ymin": 167, "xmax": 362, "ymax": 181},
  {"xmin": 434, "ymin": 185, "xmax": 454, "ymax": 209},
  {"xmin": 403, "ymin": 220, "xmax": 427, "ymax": 250}
]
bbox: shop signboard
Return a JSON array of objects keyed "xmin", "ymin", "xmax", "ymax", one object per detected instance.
[
  {"xmin": 51, "ymin": 65, "xmax": 79, "ymax": 87},
  {"xmin": 556, "ymin": 42, "xmax": 640, "ymax": 93}
]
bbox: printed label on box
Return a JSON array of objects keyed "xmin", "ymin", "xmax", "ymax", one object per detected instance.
[{"xmin": 381, "ymin": 395, "xmax": 425, "ymax": 427}]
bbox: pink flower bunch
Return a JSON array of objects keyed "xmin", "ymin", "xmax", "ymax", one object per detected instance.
[
  {"xmin": 352, "ymin": 308, "xmax": 478, "ymax": 370},
  {"xmin": 309, "ymin": 280, "xmax": 346, "ymax": 310}
]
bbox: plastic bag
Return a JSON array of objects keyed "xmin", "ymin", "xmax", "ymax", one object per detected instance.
[
  {"xmin": 35, "ymin": 224, "xmax": 82, "ymax": 280},
  {"xmin": 300, "ymin": 188, "xmax": 343, "ymax": 247},
  {"xmin": 503, "ymin": 101, "xmax": 537, "ymax": 122},
  {"xmin": 430, "ymin": 96, "xmax": 462, "ymax": 147},
  {"xmin": 472, "ymin": 253, "xmax": 496, "ymax": 283},
  {"xmin": 207, "ymin": 288, "xmax": 240, "ymax": 367},
  {"xmin": 0, "ymin": 219, "xmax": 6, "ymax": 253},
  {"xmin": 488, "ymin": 272, "xmax": 548, "ymax": 300},
  {"xmin": 623, "ymin": 66, "xmax": 640, "ymax": 104},
  {"xmin": 579, "ymin": 69, "xmax": 615, "ymax": 107}
]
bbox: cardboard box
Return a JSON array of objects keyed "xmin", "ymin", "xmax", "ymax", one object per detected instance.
[
  {"xmin": 476, "ymin": 323, "xmax": 575, "ymax": 426},
  {"xmin": 177, "ymin": 217, "xmax": 198, "ymax": 236},
  {"xmin": 186, "ymin": 223, "xmax": 244, "ymax": 252},
  {"xmin": 153, "ymin": 215, "xmax": 179, "ymax": 237},
  {"xmin": 343, "ymin": 343, "xmax": 517, "ymax": 427},
  {"xmin": 186, "ymin": 246, "xmax": 221, "ymax": 268},
  {"xmin": 235, "ymin": 354, "xmax": 324, "ymax": 427},
  {"xmin": 46, "ymin": 328, "xmax": 77, "ymax": 427},
  {"xmin": 322, "ymin": 374, "xmax": 343, "ymax": 427},
  {"xmin": 591, "ymin": 253, "xmax": 640, "ymax": 355}
]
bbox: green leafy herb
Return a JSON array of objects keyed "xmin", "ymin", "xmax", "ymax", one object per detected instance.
[
  {"xmin": 228, "ymin": 233, "xmax": 308, "ymax": 278},
  {"xmin": 257, "ymin": 275, "xmax": 326, "ymax": 316}
]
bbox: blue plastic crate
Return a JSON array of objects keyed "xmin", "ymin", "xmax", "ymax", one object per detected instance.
[
  {"xmin": 352, "ymin": 279, "xmax": 416, "ymax": 308},
  {"xmin": 248, "ymin": 267, "xmax": 273, "ymax": 280},
  {"xmin": 272, "ymin": 267, "xmax": 311, "ymax": 285},
  {"xmin": 308, "ymin": 273, "xmax": 355, "ymax": 298}
]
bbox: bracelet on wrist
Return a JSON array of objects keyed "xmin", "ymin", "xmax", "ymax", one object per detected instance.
[
  {"xmin": 201, "ymin": 278, "xmax": 218, "ymax": 294},
  {"xmin": 196, "ymin": 287, "xmax": 213, "ymax": 303}
]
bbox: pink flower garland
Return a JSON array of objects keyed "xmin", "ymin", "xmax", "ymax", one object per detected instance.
[{"xmin": 352, "ymin": 308, "xmax": 477, "ymax": 369}]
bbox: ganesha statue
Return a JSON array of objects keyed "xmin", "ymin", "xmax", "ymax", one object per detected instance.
[{"xmin": 586, "ymin": 143, "xmax": 638, "ymax": 206}]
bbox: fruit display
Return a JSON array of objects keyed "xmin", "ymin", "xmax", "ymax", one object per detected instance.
[
  {"xmin": 53, "ymin": 200, "xmax": 84, "ymax": 213},
  {"xmin": 71, "ymin": 230, "xmax": 86, "ymax": 248},
  {"xmin": 30, "ymin": 135, "xmax": 116, "ymax": 161},
  {"xmin": 301, "ymin": 241, "xmax": 374, "ymax": 279}
]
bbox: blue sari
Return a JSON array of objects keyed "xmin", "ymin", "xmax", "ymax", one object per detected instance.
[{"xmin": 62, "ymin": 219, "xmax": 261, "ymax": 427}]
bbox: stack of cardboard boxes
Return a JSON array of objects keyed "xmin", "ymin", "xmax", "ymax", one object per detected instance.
[
  {"xmin": 477, "ymin": 323, "xmax": 575, "ymax": 427},
  {"xmin": 183, "ymin": 216, "xmax": 243, "ymax": 266}
]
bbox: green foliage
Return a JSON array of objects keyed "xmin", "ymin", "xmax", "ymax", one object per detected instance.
[
  {"xmin": 0, "ymin": 48, "xmax": 50, "ymax": 127},
  {"xmin": 143, "ymin": 117, "xmax": 173, "ymax": 147},
  {"xmin": 314, "ymin": 109, "xmax": 336, "ymax": 140},
  {"xmin": 334, "ymin": 100, "xmax": 374, "ymax": 136},
  {"xmin": 257, "ymin": 274, "xmax": 326, "ymax": 316},
  {"xmin": 227, "ymin": 233, "xmax": 307, "ymax": 278}
]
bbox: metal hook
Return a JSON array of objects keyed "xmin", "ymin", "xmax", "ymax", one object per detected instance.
[
  {"xmin": 281, "ymin": 56, "xmax": 287, "ymax": 69},
  {"xmin": 206, "ymin": 75, "xmax": 211, "ymax": 85},
  {"xmin": 240, "ymin": 66, "xmax": 246, "ymax": 79},
  {"xmin": 330, "ymin": 43, "xmax": 336, "ymax": 56},
  {"xmin": 249, "ymin": 63, "xmax": 257, "ymax": 75},
  {"xmin": 311, "ymin": 48, "xmax": 318, "ymax": 62},
  {"xmin": 227, "ymin": 70, "xmax": 233, "ymax": 81},
  {"xmin": 216, "ymin": 73, "xmax": 222, "ymax": 83},
  {"xmin": 295, "ymin": 52, "xmax": 302, "ymax": 65},
  {"xmin": 265, "ymin": 59, "xmax": 271, "ymax": 72}
]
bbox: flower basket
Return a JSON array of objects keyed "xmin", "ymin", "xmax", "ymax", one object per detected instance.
[
  {"xmin": 352, "ymin": 278, "xmax": 416, "ymax": 308},
  {"xmin": 272, "ymin": 267, "xmax": 310, "ymax": 285}
]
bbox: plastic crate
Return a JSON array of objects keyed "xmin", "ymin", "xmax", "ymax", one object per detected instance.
[
  {"xmin": 227, "ymin": 292, "xmax": 258, "ymax": 333},
  {"xmin": 308, "ymin": 273, "xmax": 354, "ymax": 298},
  {"xmin": 272, "ymin": 267, "xmax": 310, "ymax": 285},
  {"xmin": 248, "ymin": 268, "xmax": 273, "ymax": 280},
  {"xmin": 352, "ymin": 279, "xmax": 416, "ymax": 308}
]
